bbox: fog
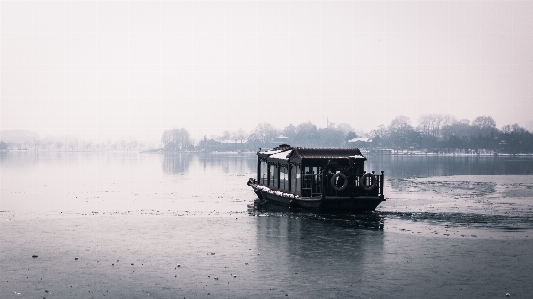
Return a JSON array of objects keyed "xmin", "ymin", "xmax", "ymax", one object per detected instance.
[{"xmin": 2, "ymin": 1, "xmax": 532, "ymax": 143}]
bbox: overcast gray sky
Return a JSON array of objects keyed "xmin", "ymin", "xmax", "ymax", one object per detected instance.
[{"xmin": 2, "ymin": 1, "xmax": 532, "ymax": 143}]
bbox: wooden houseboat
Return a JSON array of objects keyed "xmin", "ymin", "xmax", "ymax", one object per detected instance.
[{"xmin": 247, "ymin": 144, "xmax": 385, "ymax": 211}]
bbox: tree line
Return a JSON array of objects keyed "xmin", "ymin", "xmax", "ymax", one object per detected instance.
[
  {"xmin": 162, "ymin": 114, "xmax": 533, "ymax": 154},
  {"xmin": 369, "ymin": 115, "xmax": 533, "ymax": 154},
  {"xmin": 3, "ymin": 113, "xmax": 531, "ymax": 154}
]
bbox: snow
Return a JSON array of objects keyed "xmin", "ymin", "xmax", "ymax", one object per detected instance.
[
  {"xmin": 256, "ymin": 185, "xmax": 299, "ymax": 199},
  {"xmin": 348, "ymin": 155, "xmax": 366, "ymax": 159},
  {"xmin": 347, "ymin": 138, "xmax": 371, "ymax": 143},
  {"xmin": 268, "ymin": 149, "xmax": 292, "ymax": 161},
  {"xmin": 261, "ymin": 149, "xmax": 283, "ymax": 155}
]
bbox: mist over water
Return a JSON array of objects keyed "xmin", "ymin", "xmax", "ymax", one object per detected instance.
[{"xmin": 2, "ymin": 152, "xmax": 533, "ymax": 298}]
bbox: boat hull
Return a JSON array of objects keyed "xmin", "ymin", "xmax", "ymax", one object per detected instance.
[{"xmin": 251, "ymin": 184, "xmax": 384, "ymax": 211}]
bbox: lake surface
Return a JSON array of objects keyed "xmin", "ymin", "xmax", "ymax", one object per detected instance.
[{"xmin": 1, "ymin": 152, "xmax": 533, "ymax": 298}]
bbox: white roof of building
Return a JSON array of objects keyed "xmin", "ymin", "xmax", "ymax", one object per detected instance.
[{"xmin": 347, "ymin": 138, "xmax": 371, "ymax": 143}]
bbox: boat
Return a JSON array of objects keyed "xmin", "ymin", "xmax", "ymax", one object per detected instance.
[{"xmin": 247, "ymin": 144, "xmax": 385, "ymax": 211}]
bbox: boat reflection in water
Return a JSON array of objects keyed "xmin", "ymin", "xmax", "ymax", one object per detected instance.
[
  {"xmin": 249, "ymin": 200, "xmax": 386, "ymax": 230},
  {"xmin": 248, "ymin": 201, "xmax": 386, "ymax": 297}
]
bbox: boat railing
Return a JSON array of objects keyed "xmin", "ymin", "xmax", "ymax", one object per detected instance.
[
  {"xmin": 324, "ymin": 171, "xmax": 385, "ymax": 197},
  {"xmin": 301, "ymin": 171, "xmax": 384, "ymax": 198}
]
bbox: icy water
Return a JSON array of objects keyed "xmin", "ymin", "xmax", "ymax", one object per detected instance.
[{"xmin": 1, "ymin": 152, "xmax": 533, "ymax": 298}]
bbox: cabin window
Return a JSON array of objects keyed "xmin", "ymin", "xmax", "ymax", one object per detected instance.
[
  {"xmin": 260, "ymin": 161, "xmax": 268, "ymax": 185},
  {"xmin": 270, "ymin": 164, "xmax": 278, "ymax": 188},
  {"xmin": 290, "ymin": 164, "xmax": 300, "ymax": 193},
  {"xmin": 302, "ymin": 166, "xmax": 322, "ymax": 196},
  {"xmin": 304, "ymin": 167, "xmax": 319, "ymax": 175},
  {"xmin": 280, "ymin": 165, "xmax": 288, "ymax": 191}
]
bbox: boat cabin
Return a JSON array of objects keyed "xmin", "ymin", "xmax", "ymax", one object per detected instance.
[{"xmin": 256, "ymin": 144, "xmax": 384, "ymax": 200}]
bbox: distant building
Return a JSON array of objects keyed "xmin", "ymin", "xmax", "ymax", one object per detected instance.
[
  {"xmin": 274, "ymin": 135, "xmax": 289, "ymax": 144},
  {"xmin": 217, "ymin": 139, "xmax": 248, "ymax": 152},
  {"xmin": 371, "ymin": 149, "xmax": 393, "ymax": 154},
  {"xmin": 347, "ymin": 138, "xmax": 372, "ymax": 148}
]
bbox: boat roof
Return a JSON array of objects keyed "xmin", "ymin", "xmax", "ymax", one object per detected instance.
[
  {"xmin": 257, "ymin": 144, "xmax": 292, "ymax": 159},
  {"xmin": 267, "ymin": 149, "xmax": 293, "ymax": 163},
  {"xmin": 291, "ymin": 147, "xmax": 366, "ymax": 160},
  {"xmin": 259, "ymin": 145, "xmax": 366, "ymax": 164}
]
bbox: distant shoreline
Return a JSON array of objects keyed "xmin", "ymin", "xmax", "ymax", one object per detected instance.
[{"xmin": 3, "ymin": 148, "xmax": 533, "ymax": 157}]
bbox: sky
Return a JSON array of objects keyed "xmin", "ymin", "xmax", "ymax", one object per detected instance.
[{"xmin": 1, "ymin": 0, "xmax": 532, "ymax": 144}]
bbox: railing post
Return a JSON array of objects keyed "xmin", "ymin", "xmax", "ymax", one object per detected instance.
[
  {"xmin": 380, "ymin": 171, "xmax": 384, "ymax": 195},
  {"xmin": 322, "ymin": 172, "xmax": 325, "ymax": 200}
]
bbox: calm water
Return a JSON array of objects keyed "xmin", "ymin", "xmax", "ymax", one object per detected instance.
[{"xmin": 1, "ymin": 152, "xmax": 533, "ymax": 298}]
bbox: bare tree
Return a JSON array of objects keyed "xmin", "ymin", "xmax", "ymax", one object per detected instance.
[
  {"xmin": 442, "ymin": 114, "xmax": 457, "ymax": 128},
  {"xmin": 418, "ymin": 114, "xmax": 432, "ymax": 137},
  {"xmin": 501, "ymin": 123, "xmax": 527, "ymax": 135},
  {"xmin": 83, "ymin": 142, "xmax": 92, "ymax": 152},
  {"xmin": 335, "ymin": 123, "xmax": 353, "ymax": 136},
  {"xmin": 161, "ymin": 128, "xmax": 192, "ymax": 151},
  {"xmin": 234, "ymin": 129, "xmax": 247, "ymax": 144},
  {"xmin": 251, "ymin": 123, "xmax": 278, "ymax": 145},
  {"xmin": 472, "ymin": 116, "xmax": 497, "ymax": 138},
  {"xmin": 40, "ymin": 139, "xmax": 52, "ymax": 151},
  {"xmin": 388, "ymin": 116, "xmax": 416, "ymax": 151},
  {"xmin": 472, "ymin": 116, "xmax": 496, "ymax": 130},
  {"xmin": 128, "ymin": 140, "xmax": 138, "ymax": 151},
  {"xmin": 282, "ymin": 124, "xmax": 297, "ymax": 141},
  {"xmin": 220, "ymin": 130, "xmax": 232, "ymax": 142},
  {"xmin": 119, "ymin": 140, "xmax": 127, "ymax": 151},
  {"xmin": 68, "ymin": 140, "xmax": 76, "ymax": 151},
  {"xmin": 32, "ymin": 136, "xmax": 40, "ymax": 151}
]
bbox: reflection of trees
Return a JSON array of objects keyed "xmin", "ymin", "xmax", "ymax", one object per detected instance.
[
  {"xmin": 198, "ymin": 153, "xmax": 256, "ymax": 174},
  {"xmin": 162, "ymin": 153, "xmax": 257, "ymax": 175},
  {"xmin": 1, "ymin": 131, "xmax": 149, "ymax": 152},
  {"xmin": 162, "ymin": 153, "xmax": 192, "ymax": 174}
]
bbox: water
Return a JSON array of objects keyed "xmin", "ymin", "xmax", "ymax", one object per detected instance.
[
  {"xmin": 1, "ymin": 152, "xmax": 533, "ymax": 298},
  {"xmin": 371, "ymin": 155, "xmax": 533, "ymax": 239}
]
